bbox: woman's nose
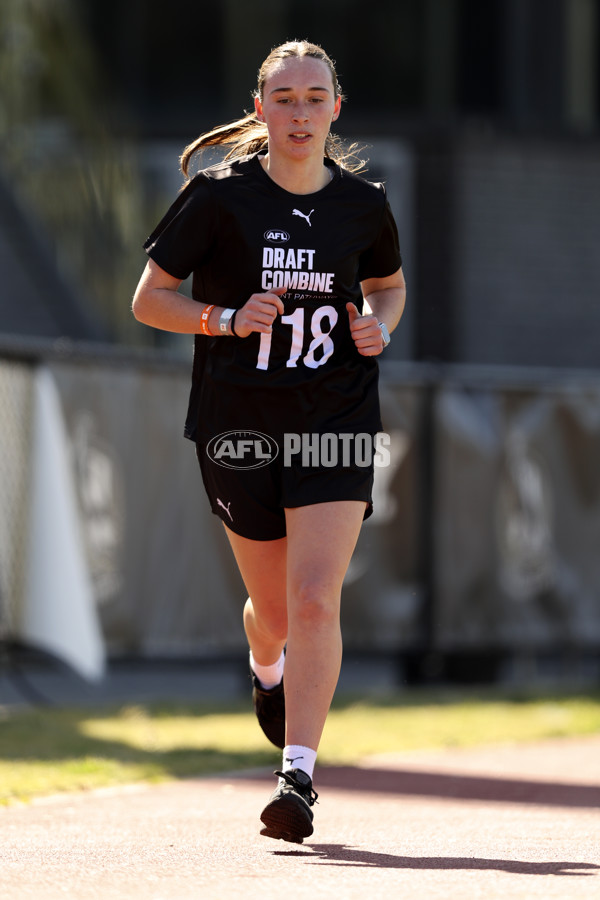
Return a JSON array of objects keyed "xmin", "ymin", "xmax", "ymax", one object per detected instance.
[{"xmin": 292, "ymin": 105, "xmax": 309, "ymax": 122}]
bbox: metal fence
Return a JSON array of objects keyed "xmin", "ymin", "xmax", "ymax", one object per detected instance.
[{"xmin": 1, "ymin": 338, "xmax": 599, "ymax": 684}]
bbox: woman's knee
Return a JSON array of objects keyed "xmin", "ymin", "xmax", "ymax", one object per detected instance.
[
  {"xmin": 288, "ymin": 578, "xmax": 340, "ymax": 629},
  {"xmin": 244, "ymin": 596, "xmax": 288, "ymax": 643}
]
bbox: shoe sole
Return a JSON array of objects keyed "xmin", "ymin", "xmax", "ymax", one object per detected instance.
[
  {"xmin": 259, "ymin": 795, "xmax": 314, "ymax": 844},
  {"xmin": 256, "ymin": 718, "xmax": 285, "ymax": 750},
  {"xmin": 252, "ymin": 681, "xmax": 285, "ymax": 749}
]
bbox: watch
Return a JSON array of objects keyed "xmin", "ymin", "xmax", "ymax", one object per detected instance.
[
  {"xmin": 218, "ymin": 308, "xmax": 236, "ymax": 335},
  {"xmin": 378, "ymin": 322, "xmax": 391, "ymax": 348}
]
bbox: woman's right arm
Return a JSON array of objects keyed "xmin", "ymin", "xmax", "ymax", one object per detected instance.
[
  {"xmin": 132, "ymin": 258, "xmax": 285, "ymax": 337},
  {"xmin": 132, "ymin": 259, "xmax": 206, "ymax": 334}
]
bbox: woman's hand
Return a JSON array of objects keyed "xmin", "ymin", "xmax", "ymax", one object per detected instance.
[
  {"xmin": 234, "ymin": 287, "xmax": 286, "ymax": 338},
  {"xmin": 346, "ymin": 303, "xmax": 386, "ymax": 356}
]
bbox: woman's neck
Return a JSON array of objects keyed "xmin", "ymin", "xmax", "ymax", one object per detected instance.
[{"xmin": 259, "ymin": 154, "xmax": 331, "ymax": 195}]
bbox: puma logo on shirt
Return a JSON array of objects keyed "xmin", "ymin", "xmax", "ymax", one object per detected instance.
[{"xmin": 292, "ymin": 208, "xmax": 315, "ymax": 227}]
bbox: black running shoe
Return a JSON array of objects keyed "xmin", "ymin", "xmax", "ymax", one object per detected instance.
[
  {"xmin": 260, "ymin": 769, "xmax": 318, "ymax": 844},
  {"xmin": 251, "ymin": 669, "xmax": 285, "ymax": 749}
]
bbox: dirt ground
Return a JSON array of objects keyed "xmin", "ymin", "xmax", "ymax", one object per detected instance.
[{"xmin": 1, "ymin": 735, "xmax": 599, "ymax": 900}]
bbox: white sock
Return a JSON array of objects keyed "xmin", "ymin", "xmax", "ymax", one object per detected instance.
[
  {"xmin": 282, "ymin": 745, "xmax": 317, "ymax": 780},
  {"xmin": 249, "ymin": 649, "xmax": 285, "ymax": 690}
]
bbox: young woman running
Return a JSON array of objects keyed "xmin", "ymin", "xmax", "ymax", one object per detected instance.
[{"xmin": 133, "ymin": 39, "xmax": 406, "ymax": 844}]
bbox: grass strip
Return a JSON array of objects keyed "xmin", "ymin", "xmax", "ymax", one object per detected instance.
[{"xmin": 1, "ymin": 688, "xmax": 599, "ymax": 806}]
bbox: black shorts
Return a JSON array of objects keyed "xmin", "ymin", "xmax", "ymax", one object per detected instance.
[{"xmin": 196, "ymin": 441, "xmax": 374, "ymax": 541}]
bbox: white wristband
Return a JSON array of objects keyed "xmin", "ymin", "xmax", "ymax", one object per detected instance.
[
  {"xmin": 378, "ymin": 322, "xmax": 391, "ymax": 347},
  {"xmin": 218, "ymin": 308, "xmax": 236, "ymax": 335}
]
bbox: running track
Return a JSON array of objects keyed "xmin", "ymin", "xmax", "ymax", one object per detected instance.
[{"xmin": 2, "ymin": 736, "xmax": 598, "ymax": 899}]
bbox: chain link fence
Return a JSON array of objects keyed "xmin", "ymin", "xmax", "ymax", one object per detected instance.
[{"xmin": 0, "ymin": 359, "xmax": 33, "ymax": 640}]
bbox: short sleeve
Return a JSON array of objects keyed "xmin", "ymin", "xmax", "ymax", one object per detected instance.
[
  {"xmin": 357, "ymin": 196, "xmax": 402, "ymax": 282},
  {"xmin": 143, "ymin": 175, "xmax": 216, "ymax": 280}
]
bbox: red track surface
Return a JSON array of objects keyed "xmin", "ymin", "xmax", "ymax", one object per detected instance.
[{"xmin": 2, "ymin": 736, "xmax": 599, "ymax": 899}]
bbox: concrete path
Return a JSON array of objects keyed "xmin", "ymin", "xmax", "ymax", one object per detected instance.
[{"xmin": 1, "ymin": 736, "xmax": 599, "ymax": 899}]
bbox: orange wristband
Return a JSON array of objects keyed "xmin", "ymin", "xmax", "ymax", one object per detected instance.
[{"xmin": 200, "ymin": 304, "xmax": 215, "ymax": 336}]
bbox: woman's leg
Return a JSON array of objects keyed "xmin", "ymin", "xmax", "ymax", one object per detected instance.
[
  {"xmin": 283, "ymin": 500, "xmax": 366, "ymax": 750},
  {"xmin": 258, "ymin": 500, "xmax": 366, "ymax": 843},
  {"xmin": 224, "ymin": 499, "xmax": 365, "ymax": 752},
  {"xmin": 222, "ymin": 525, "xmax": 288, "ymax": 666}
]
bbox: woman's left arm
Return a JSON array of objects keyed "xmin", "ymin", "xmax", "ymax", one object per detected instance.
[{"xmin": 347, "ymin": 267, "xmax": 406, "ymax": 356}]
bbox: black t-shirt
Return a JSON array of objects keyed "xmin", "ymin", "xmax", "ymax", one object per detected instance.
[{"xmin": 144, "ymin": 153, "xmax": 402, "ymax": 443}]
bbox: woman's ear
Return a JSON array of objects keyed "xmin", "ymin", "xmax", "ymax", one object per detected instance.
[
  {"xmin": 331, "ymin": 95, "xmax": 342, "ymax": 123},
  {"xmin": 254, "ymin": 96, "xmax": 265, "ymax": 122}
]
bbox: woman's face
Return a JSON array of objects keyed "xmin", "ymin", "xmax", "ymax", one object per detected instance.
[{"xmin": 255, "ymin": 56, "xmax": 341, "ymax": 163}]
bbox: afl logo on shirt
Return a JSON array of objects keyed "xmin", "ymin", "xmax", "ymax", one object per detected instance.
[
  {"xmin": 264, "ymin": 229, "xmax": 290, "ymax": 244},
  {"xmin": 207, "ymin": 430, "xmax": 279, "ymax": 469}
]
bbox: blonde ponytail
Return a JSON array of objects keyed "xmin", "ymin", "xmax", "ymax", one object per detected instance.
[{"xmin": 180, "ymin": 113, "xmax": 269, "ymax": 178}]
